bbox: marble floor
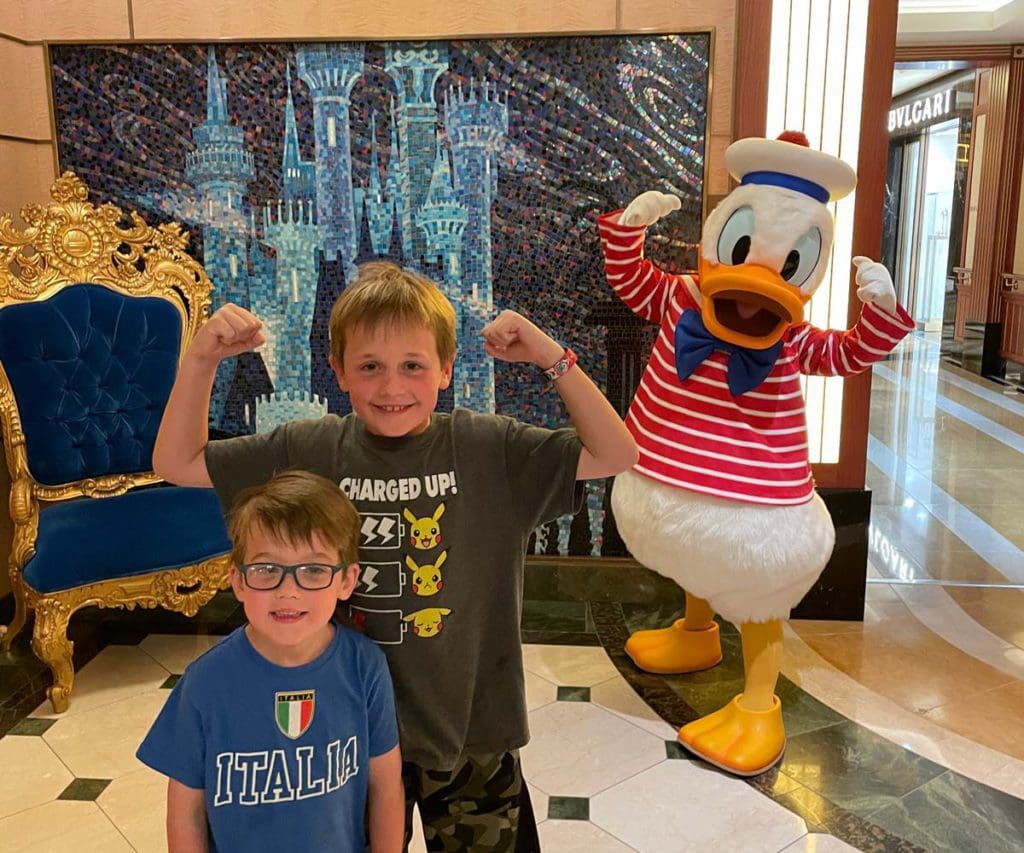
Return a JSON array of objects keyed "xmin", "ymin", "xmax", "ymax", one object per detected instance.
[{"xmin": 1, "ymin": 333, "xmax": 1023, "ymax": 852}]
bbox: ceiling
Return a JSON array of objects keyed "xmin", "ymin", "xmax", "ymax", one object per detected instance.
[{"xmin": 897, "ymin": 0, "xmax": 1024, "ymax": 44}]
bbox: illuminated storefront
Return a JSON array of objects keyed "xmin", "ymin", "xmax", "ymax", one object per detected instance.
[{"xmin": 882, "ymin": 69, "xmax": 976, "ymax": 340}]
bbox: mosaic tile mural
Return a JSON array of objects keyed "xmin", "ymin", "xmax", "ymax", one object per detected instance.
[{"xmin": 49, "ymin": 36, "xmax": 708, "ymax": 555}]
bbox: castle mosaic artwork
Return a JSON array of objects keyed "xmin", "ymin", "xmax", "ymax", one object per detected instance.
[{"xmin": 49, "ymin": 36, "xmax": 709, "ymax": 555}]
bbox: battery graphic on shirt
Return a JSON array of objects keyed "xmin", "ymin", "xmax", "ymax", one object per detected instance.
[
  {"xmin": 353, "ymin": 561, "xmax": 406, "ymax": 598},
  {"xmin": 348, "ymin": 606, "xmax": 405, "ymax": 644},
  {"xmin": 358, "ymin": 512, "xmax": 405, "ymax": 550}
]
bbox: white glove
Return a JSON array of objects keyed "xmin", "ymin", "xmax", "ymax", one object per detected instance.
[
  {"xmin": 619, "ymin": 191, "xmax": 681, "ymax": 228},
  {"xmin": 853, "ymin": 256, "xmax": 897, "ymax": 316}
]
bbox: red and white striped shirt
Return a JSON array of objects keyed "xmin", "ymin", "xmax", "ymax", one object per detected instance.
[{"xmin": 599, "ymin": 211, "xmax": 915, "ymax": 506}]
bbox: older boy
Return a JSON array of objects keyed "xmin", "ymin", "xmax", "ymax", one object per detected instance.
[
  {"xmin": 138, "ymin": 471, "xmax": 403, "ymax": 852},
  {"xmin": 153, "ymin": 261, "xmax": 637, "ymax": 850}
]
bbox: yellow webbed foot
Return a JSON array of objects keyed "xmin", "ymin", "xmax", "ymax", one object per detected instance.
[
  {"xmin": 624, "ymin": 620, "xmax": 722, "ymax": 674},
  {"xmin": 678, "ymin": 694, "xmax": 785, "ymax": 776}
]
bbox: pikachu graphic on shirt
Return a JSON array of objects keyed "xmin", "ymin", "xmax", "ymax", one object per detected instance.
[
  {"xmin": 405, "ymin": 551, "xmax": 446, "ymax": 597},
  {"xmin": 403, "ymin": 503, "xmax": 444, "ymax": 550}
]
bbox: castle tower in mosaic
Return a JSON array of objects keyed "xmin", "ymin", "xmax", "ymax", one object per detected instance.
[
  {"xmin": 417, "ymin": 140, "xmax": 468, "ymax": 289},
  {"xmin": 443, "ymin": 80, "xmax": 509, "ymax": 412},
  {"xmin": 363, "ymin": 115, "xmax": 399, "ymax": 256},
  {"xmin": 384, "ymin": 43, "xmax": 449, "ymax": 266},
  {"xmin": 281, "ymin": 63, "xmax": 316, "ymax": 204},
  {"xmin": 185, "ymin": 46, "xmax": 256, "ymax": 427},
  {"xmin": 254, "ymin": 198, "xmax": 327, "ymax": 431},
  {"xmin": 250, "ymin": 60, "xmax": 328, "ymax": 433},
  {"xmin": 296, "ymin": 44, "xmax": 365, "ymax": 275},
  {"xmin": 445, "ymin": 79, "xmax": 508, "ymax": 305}
]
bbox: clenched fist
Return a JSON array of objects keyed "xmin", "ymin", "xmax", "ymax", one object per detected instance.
[
  {"xmin": 481, "ymin": 309, "xmax": 563, "ymax": 368},
  {"xmin": 189, "ymin": 303, "xmax": 265, "ymax": 364}
]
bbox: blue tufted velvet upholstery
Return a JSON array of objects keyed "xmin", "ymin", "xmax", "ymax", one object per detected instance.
[
  {"xmin": 0, "ymin": 284, "xmax": 180, "ymax": 486},
  {"xmin": 23, "ymin": 485, "xmax": 230, "ymax": 594}
]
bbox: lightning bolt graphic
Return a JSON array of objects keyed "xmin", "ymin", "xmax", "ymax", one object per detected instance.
[
  {"xmin": 361, "ymin": 517, "xmax": 379, "ymax": 544},
  {"xmin": 377, "ymin": 517, "xmax": 396, "ymax": 544},
  {"xmin": 361, "ymin": 566, "xmax": 379, "ymax": 593}
]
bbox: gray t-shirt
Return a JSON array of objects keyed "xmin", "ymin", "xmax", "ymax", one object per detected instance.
[{"xmin": 206, "ymin": 409, "xmax": 582, "ymax": 768}]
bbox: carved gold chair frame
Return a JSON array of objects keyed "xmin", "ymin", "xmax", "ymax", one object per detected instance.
[{"xmin": 0, "ymin": 172, "xmax": 230, "ymax": 712}]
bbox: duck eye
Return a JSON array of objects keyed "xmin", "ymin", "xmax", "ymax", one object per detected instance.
[
  {"xmin": 717, "ymin": 206, "xmax": 755, "ymax": 266},
  {"xmin": 781, "ymin": 227, "xmax": 822, "ymax": 287}
]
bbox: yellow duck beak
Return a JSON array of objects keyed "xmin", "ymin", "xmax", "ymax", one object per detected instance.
[{"xmin": 697, "ymin": 253, "xmax": 809, "ymax": 350}]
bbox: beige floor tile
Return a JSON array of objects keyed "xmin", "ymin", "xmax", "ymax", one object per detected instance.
[
  {"xmin": 0, "ymin": 736, "xmax": 72, "ymax": 819},
  {"xmin": 524, "ymin": 669, "xmax": 558, "ymax": 711},
  {"xmin": 31, "ymin": 645, "xmax": 169, "ymax": 719},
  {"xmin": 945, "ymin": 586, "xmax": 1024, "ymax": 650},
  {"xmin": 798, "ymin": 606, "xmax": 1017, "ymax": 715},
  {"xmin": 527, "ymin": 783, "xmax": 549, "ymax": 825},
  {"xmin": 96, "ymin": 766, "xmax": 167, "ymax": 853},
  {"xmin": 590, "ymin": 760, "xmax": 806, "ymax": 852},
  {"xmin": 522, "ymin": 644, "xmax": 618, "ymax": 687},
  {"xmin": 0, "ymin": 800, "xmax": 133, "ymax": 852},
  {"xmin": 521, "ymin": 702, "xmax": 665, "ymax": 797},
  {"xmin": 537, "ymin": 819, "xmax": 634, "ymax": 852},
  {"xmin": 589, "ymin": 675, "xmax": 677, "ymax": 741},
  {"xmin": 923, "ymin": 680, "xmax": 1024, "ymax": 761},
  {"xmin": 138, "ymin": 633, "xmax": 225, "ymax": 674},
  {"xmin": 43, "ymin": 689, "xmax": 168, "ymax": 779}
]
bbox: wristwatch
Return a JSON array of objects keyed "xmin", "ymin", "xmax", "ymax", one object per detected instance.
[{"xmin": 541, "ymin": 347, "xmax": 578, "ymax": 382}]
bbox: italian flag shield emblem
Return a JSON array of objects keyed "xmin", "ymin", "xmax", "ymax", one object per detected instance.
[{"xmin": 275, "ymin": 691, "xmax": 315, "ymax": 739}]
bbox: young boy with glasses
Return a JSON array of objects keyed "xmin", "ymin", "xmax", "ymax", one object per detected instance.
[{"xmin": 138, "ymin": 470, "xmax": 403, "ymax": 853}]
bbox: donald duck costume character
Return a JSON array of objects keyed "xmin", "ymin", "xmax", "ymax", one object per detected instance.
[{"xmin": 599, "ymin": 131, "xmax": 915, "ymax": 776}]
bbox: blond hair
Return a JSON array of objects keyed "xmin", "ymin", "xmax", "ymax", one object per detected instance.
[
  {"xmin": 228, "ymin": 471, "xmax": 360, "ymax": 567},
  {"xmin": 329, "ymin": 261, "xmax": 456, "ymax": 367}
]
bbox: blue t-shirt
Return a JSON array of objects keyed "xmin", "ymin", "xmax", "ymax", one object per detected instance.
[{"xmin": 137, "ymin": 623, "xmax": 398, "ymax": 853}]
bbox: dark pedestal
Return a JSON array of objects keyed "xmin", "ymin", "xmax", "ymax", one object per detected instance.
[{"xmin": 789, "ymin": 487, "xmax": 872, "ymax": 621}]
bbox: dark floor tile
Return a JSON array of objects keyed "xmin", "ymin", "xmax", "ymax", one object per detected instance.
[
  {"xmin": 668, "ymin": 676, "xmax": 745, "ymax": 718},
  {"xmin": 556, "ymin": 686, "xmax": 590, "ymax": 702},
  {"xmin": 746, "ymin": 766, "xmax": 803, "ymax": 798},
  {"xmin": 521, "ymin": 600, "xmax": 588, "ymax": 633},
  {"xmin": 547, "ymin": 795, "xmax": 589, "ymax": 821},
  {"xmin": 520, "ymin": 631, "xmax": 600, "ymax": 647},
  {"xmin": 7, "ymin": 717, "xmax": 56, "ymax": 736},
  {"xmin": 776, "ymin": 785, "xmax": 927, "ymax": 852},
  {"xmin": 775, "ymin": 676, "xmax": 847, "ymax": 738},
  {"xmin": 620, "ymin": 602, "xmax": 685, "ymax": 636},
  {"xmin": 58, "ymin": 778, "xmax": 112, "ymax": 801},
  {"xmin": 780, "ymin": 720, "xmax": 947, "ymax": 818},
  {"xmin": 869, "ymin": 770, "xmax": 1024, "ymax": 853},
  {"xmin": 0, "ymin": 665, "xmax": 45, "ymax": 704},
  {"xmin": 664, "ymin": 740, "xmax": 690, "ymax": 760},
  {"xmin": 525, "ymin": 561, "xmax": 681, "ymax": 606}
]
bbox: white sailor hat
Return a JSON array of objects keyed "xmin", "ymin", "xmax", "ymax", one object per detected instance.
[{"xmin": 725, "ymin": 130, "xmax": 857, "ymax": 204}]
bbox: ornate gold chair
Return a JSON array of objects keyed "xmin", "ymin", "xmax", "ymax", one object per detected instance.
[{"xmin": 0, "ymin": 172, "xmax": 231, "ymax": 712}]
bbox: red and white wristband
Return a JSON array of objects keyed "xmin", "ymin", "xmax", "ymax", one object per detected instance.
[{"xmin": 541, "ymin": 347, "xmax": 578, "ymax": 383}]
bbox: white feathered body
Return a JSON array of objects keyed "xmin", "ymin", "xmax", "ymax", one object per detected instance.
[{"xmin": 612, "ymin": 469, "xmax": 835, "ymax": 624}]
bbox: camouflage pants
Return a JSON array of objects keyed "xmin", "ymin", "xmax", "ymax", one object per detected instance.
[{"xmin": 401, "ymin": 750, "xmax": 541, "ymax": 852}]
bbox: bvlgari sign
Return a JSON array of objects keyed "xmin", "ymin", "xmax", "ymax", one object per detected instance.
[{"xmin": 888, "ymin": 89, "xmax": 953, "ymax": 133}]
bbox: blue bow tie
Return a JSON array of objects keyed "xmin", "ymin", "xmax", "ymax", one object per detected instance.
[{"xmin": 674, "ymin": 309, "xmax": 783, "ymax": 396}]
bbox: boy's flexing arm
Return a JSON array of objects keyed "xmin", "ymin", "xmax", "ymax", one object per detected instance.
[
  {"xmin": 153, "ymin": 304, "xmax": 265, "ymax": 487},
  {"xmin": 482, "ymin": 310, "xmax": 638, "ymax": 480},
  {"xmin": 166, "ymin": 779, "xmax": 209, "ymax": 853},
  {"xmin": 367, "ymin": 744, "xmax": 404, "ymax": 852}
]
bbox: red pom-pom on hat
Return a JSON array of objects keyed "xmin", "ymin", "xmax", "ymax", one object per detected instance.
[{"xmin": 777, "ymin": 130, "xmax": 810, "ymax": 147}]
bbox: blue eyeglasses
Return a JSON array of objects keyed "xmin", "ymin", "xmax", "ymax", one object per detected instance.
[{"xmin": 238, "ymin": 563, "xmax": 345, "ymax": 591}]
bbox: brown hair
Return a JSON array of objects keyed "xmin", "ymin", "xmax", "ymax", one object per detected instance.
[
  {"xmin": 228, "ymin": 471, "xmax": 360, "ymax": 567},
  {"xmin": 329, "ymin": 261, "xmax": 456, "ymax": 368}
]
